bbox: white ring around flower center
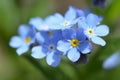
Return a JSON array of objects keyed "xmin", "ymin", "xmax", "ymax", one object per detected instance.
[
  {"xmin": 62, "ymin": 20, "xmax": 70, "ymax": 26},
  {"xmin": 48, "ymin": 44, "xmax": 55, "ymax": 51},
  {"xmin": 87, "ymin": 28, "xmax": 94, "ymax": 36}
]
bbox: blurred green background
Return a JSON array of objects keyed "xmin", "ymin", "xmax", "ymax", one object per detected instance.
[{"xmin": 0, "ymin": 0, "xmax": 120, "ymax": 80}]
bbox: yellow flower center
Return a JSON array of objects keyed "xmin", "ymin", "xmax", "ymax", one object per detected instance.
[
  {"xmin": 25, "ymin": 37, "xmax": 31, "ymax": 44},
  {"xmin": 87, "ymin": 29, "xmax": 94, "ymax": 35},
  {"xmin": 62, "ymin": 20, "xmax": 70, "ymax": 26},
  {"xmin": 71, "ymin": 39, "xmax": 79, "ymax": 47}
]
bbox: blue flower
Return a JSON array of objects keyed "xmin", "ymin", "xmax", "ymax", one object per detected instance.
[
  {"xmin": 29, "ymin": 15, "xmax": 56, "ymax": 31},
  {"xmin": 49, "ymin": 6, "xmax": 78, "ymax": 30},
  {"xmin": 31, "ymin": 30, "xmax": 63, "ymax": 67},
  {"xmin": 102, "ymin": 52, "xmax": 120, "ymax": 70},
  {"xmin": 92, "ymin": 0, "xmax": 106, "ymax": 8},
  {"xmin": 57, "ymin": 28, "xmax": 92, "ymax": 62},
  {"xmin": 78, "ymin": 13, "xmax": 109, "ymax": 46},
  {"xmin": 9, "ymin": 25, "xmax": 35, "ymax": 55}
]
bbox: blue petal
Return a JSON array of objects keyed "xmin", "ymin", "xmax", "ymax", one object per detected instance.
[
  {"xmin": 35, "ymin": 32, "xmax": 45, "ymax": 44},
  {"xmin": 41, "ymin": 31, "xmax": 50, "ymax": 44},
  {"xmin": 39, "ymin": 31, "xmax": 50, "ymax": 44},
  {"xmin": 9, "ymin": 36, "xmax": 23, "ymax": 48},
  {"xmin": 52, "ymin": 13, "xmax": 64, "ymax": 23},
  {"xmin": 76, "ymin": 9, "xmax": 85, "ymax": 17},
  {"xmin": 46, "ymin": 52, "xmax": 60, "ymax": 67},
  {"xmin": 62, "ymin": 28, "xmax": 75, "ymax": 39},
  {"xmin": 51, "ymin": 30, "xmax": 63, "ymax": 45},
  {"xmin": 91, "ymin": 36, "xmax": 106, "ymax": 46},
  {"xmin": 16, "ymin": 45, "xmax": 29, "ymax": 55},
  {"xmin": 45, "ymin": 15, "xmax": 56, "ymax": 24},
  {"xmin": 29, "ymin": 26, "xmax": 36, "ymax": 38},
  {"xmin": 50, "ymin": 25, "xmax": 63, "ymax": 30},
  {"xmin": 45, "ymin": 15, "xmax": 58, "ymax": 30},
  {"xmin": 86, "ymin": 13, "xmax": 101, "ymax": 27},
  {"xmin": 50, "ymin": 24, "xmax": 72, "ymax": 30},
  {"xmin": 78, "ymin": 41, "xmax": 92, "ymax": 54},
  {"xmin": 78, "ymin": 18, "xmax": 88, "ymax": 29},
  {"xmin": 57, "ymin": 40, "xmax": 70, "ymax": 54},
  {"xmin": 65, "ymin": 6, "xmax": 76, "ymax": 20},
  {"xmin": 67, "ymin": 48, "xmax": 80, "ymax": 62},
  {"xmin": 31, "ymin": 46, "xmax": 46, "ymax": 59},
  {"xmin": 102, "ymin": 52, "xmax": 120, "ymax": 70},
  {"xmin": 18, "ymin": 25, "xmax": 30, "ymax": 38},
  {"xmin": 76, "ymin": 28, "xmax": 86, "ymax": 41},
  {"xmin": 29, "ymin": 17, "xmax": 43, "ymax": 30},
  {"xmin": 95, "ymin": 25, "xmax": 109, "ymax": 36}
]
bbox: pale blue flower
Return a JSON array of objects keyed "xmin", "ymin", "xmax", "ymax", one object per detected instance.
[
  {"xmin": 49, "ymin": 6, "xmax": 78, "ymax": 30},
  {"xmin": 31, "ymin": 30, "xmax": 63, "ymax": 67},
  {"xmin": 57, "ymin": 28, "xmax": 92, "ymax": 62},
  {"xmin": 9, "ymin": 25, "xmax": 35, "ymax": 55},
  {"xmin": 102, "ymin": 52, "xmax": 120, "ymax": 70},
  {"xmin": 78, "ymin": 13, "xmax": 109, "ymax": 46}
]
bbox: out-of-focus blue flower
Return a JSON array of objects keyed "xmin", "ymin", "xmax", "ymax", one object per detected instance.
[
  {"xmin": 57, "ymin": 28, "xmax": 92, "ymax": 62},
  {"xmin": 31, "ymin": 30, "xmax": 63, "ymax": 67},
  {"xmin": 9, "ymin": 25, "xmax": 35, "ymax": 55},
  {"xmin": 78, "ymin": 13, "xmax": 109, "ymax": 46},
  {"xmin": 92, "ymin": 0, "xmax": 106, "ymax": 8},
  {"xmin": 102, "ymin": 52, "xmax": 120, "ymax": 70},
  {"xmin": 50, "ymin": 6, "xmax": 78, "ymax": 30}
]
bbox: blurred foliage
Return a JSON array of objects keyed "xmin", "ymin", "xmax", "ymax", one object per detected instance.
[{"xmin": 0, "ymin": 0, "xmax": 120, "ymax": 80}]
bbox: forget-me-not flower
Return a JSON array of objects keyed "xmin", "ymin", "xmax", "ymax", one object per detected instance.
[
  {"xmin": 49, "ymin": 6, "xmax": 78, "ymax": 30},
  {"xmin": 78, "ymin": 13, "xmax": 109, "ymax": 46},
  {"xmin": 57, "ymin": 28, "xmax": 92, "ymax": 62},
  {"xmin": 31, "ymin": 30, "xmax": 63, "ymax": 67},
  {"xmin": 9, "ymin": 25, "xmax": 35, "ymax": 55}
]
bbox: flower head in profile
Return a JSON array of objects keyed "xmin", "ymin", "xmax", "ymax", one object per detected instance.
[
  {"xmin": 102, "ymin": 52, "xmax": 120, "ymax": 70},
  {"xmin": 78, "ymin": 13, "xmax": 109, "ymax": 46},
  {"xmin": 31, "ymin": 30, "xmax": 63, "ymax": 67},
  {"xmin": 50, "ymin": 6, "xmax": 78, "ymax": 30},
  {"xmin": 57, "ymin": 28, "xmax": 92, "ymax": 62},
  {"xmin": 9, "ymin": 25, "xmax": 35, "ymax": 55}
]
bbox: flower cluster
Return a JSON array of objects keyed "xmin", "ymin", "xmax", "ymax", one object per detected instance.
[{"xmin": 9, "ymin": 6, "xmax": 109, "ymax": 67}]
